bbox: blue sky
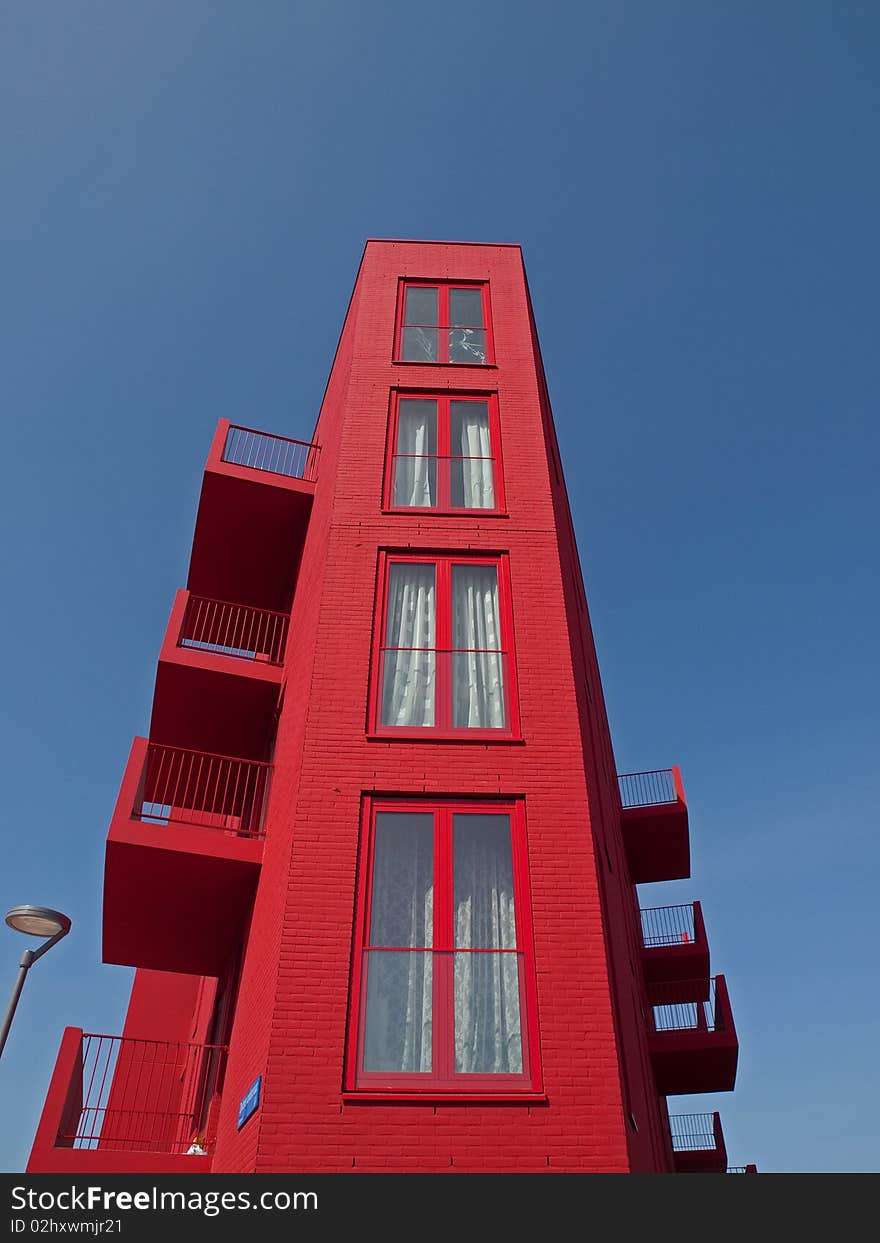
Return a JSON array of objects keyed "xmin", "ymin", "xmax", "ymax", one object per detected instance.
[{"xmin": 1, "ymin": 1, "xmax": 878, "ymax": 1173}]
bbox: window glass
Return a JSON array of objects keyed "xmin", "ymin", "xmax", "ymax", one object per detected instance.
[
  {"xmin": 454, "ymin": 952, "xmax": 522, "ymax": 1074},
  {"xmin": 363, "ymin": 950, "xmax": 433, "ymax": 1072},
  {"xmin": 393, "ymin": 400, "xmax": 437, "ymax": 507},
  {"xmin": 354, "ymin": 805, "xmax": 532, "ymax": 1087},
  {"xmin": 453, "ymin": 814, "xmax": 515, "ymax": 949},
  {"xmin": 451, "ymin": 565, "xmax": 505, "ymax": 729},
  {"xmin": 449, "ymin": 400, "xmax": 493, "ymax": 509},
  {"xmin": 397, "ymin": 283, "xmax": 491, "ymax": 364},
  {"xmin": 376, "ymin": 557, "xmax": 513, "ymax": 733},
  {"xmin": 402, "ymin": 287, "xmax": 439, "ymax": 361},
  {"xmin": 449, "ymin": 289, "xmax": 486, "ymax": 364},
  {"xmin": 449, "ymin": 288, "xmax": 483, "ymax": 327},
  {"xmin": 404, "ymin": 286, "xmax": 439, "ymax": 325},
  {"xmin": 371, "ymin": 812, "xmax": 434, "ymax": 947},
  {"xmin": 381, "ymin": 563, "xmax": 436, "ymax": 727}
]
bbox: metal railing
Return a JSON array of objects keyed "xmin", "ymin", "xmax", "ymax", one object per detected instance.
[
  {"xmin": 222, "ymin": 425, "xmax": 319, "ymax": 482},
  {"xmin": 669, "ymin": 1113, "xmax": 720, "ymax": 1153},
  {"xmin": 727, "ymin": 1166, "xmax": 757, "ymax": 1174},
  {"xmin": 134, "ymin": 743, "xmax": 271, "ymax": 837},
  {"xmin": 649, "ymin": 978, "xmax": 725, "ymax": 1034},
  {"xmin": 640, "ymin": 904, "xmax": 697, "ymax": 948},
  {"xmin": 59, "ymin": 1034, "xmax": 227, "ymax": 1154},
  {"xmin": 618, "ymin": 769, "xmax": 677, "ymax": 808},
  {"xmin": 179, "ymin": 595, "xmax": 289, "ymax": 666}
]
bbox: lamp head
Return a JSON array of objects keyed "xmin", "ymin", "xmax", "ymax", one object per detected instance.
[{"xmin": 5, "ymin": 906, "xmax": 71, "ymax": 939}]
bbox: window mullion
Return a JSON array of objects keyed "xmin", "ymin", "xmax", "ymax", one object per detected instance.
[
  {"xmin": 439, "ymin": 285, "xmax": 449, "ymax": 363},
  {"xmin": 435, "ymin": 559, "xmax": 451, "ymax": 731},
  {"xmin": 439, "ymin": 810, "xmax": 454, "ymax": 1083},
  {"xmin": 481, "ymin": 284, "xmax": 491, "ymax": 363},
  {"xmin": 388, "ymin": 398, "xmax": 400, "ymax": 509},
  {"xmin": 437, "ymin": 397, "xmax": 451, "ymax": 509},
  {"xmin": 437, "ymin": 807, "xmax": 454, "ymax": 1083}
]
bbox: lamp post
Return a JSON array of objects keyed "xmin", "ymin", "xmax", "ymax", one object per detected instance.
[{"xmin": 0, "ymin": 906, "xmax": 72, "ymax": 1061}]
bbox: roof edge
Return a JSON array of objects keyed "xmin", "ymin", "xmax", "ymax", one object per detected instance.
[{"xmin": 364, "ymin": 237, "xmax": 523, "ymax": 250}]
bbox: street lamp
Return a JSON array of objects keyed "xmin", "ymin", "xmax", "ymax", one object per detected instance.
[{"xmin": 0, "ymin": 906, "xmax": 72, "ymax": 1060}]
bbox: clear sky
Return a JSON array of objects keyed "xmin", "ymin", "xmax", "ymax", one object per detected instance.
[{"xmin": 1, "ymin": 1, "xmax": 877, "ymax": 1174}]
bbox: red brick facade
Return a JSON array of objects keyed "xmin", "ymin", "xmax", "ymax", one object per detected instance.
[{"xmin": 29, "ymin": 241, "xmax": 740, "ymax": 1175}]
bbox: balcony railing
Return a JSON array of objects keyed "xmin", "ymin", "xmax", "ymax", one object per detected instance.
[
  {"xmin": 640, "ymin": 904, "xmax": 696, "ymax": 948},
  {"xmin": 178, "ymin": 595, "xmax": 289, "ymax": 666},
  {"xmin": 222, "ymin": 425, "xmax": 319, "ymax": 482},
  {"xmin": 134, "ymin": 743, "xmax": 271, "ymax": 838},
  {"xmin": 618, "ymin": 769, "xmax": 678, "ymax": 808},
  {"xmin": 669, "ymin": 1113, "xmax": 721, "ymax": 1154},
  {"xmin": 727, "ymin": 1166, "xmax": 758, "ymax": 1174},
  {"xmin": 649, "ymin": 978, "xmax": 726, "ymax": 1034},
  {"xmin": 60, "ymin": 1034, "xmax": 227, "ymax": 1155}
]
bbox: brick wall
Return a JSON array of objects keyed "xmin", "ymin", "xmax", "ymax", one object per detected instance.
[{"xmin": 209, "ymin": 241, "xmax": 668, "ymax": 1172}]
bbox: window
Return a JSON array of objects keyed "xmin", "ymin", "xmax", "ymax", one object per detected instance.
[
  {"xmin": 346, "ymin": 799, "xmax": 540, "ymax": 1092},
  {"xmin": 385, "ymin": 392, "xmax": 505, "ymax": 512},
  {"xmin": 395, "ymin": 282, "xmax": 494, "ymax": 365},
  {"xmin": 371, "ymin": 553, "xmax": 519, "ymax": 738}
]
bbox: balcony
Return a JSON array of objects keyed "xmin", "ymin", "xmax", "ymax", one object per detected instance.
[
  {"xmin": 188, "ymin": 421, "xmax": 319, "ymax": 613},
  {"xmin": 640, "ymin": 902, "xmax": 710, "ymax": 994},
  {"xmin": 28, "ymin": 1029, "xmax": 225, "ymax": 1174},
  {"xmin": 103, "ymin": 739, "xmax": 268, "ymax": 975},
  {"xmin": 648, "ymin": 976, "xmax": 738, "ymax": 1095},
  {"xmin": 618, "ymin": 767, "xmax": 690, "ymax": 883},
  {"xmin": 668, "ymin": 1112, "xmax": 727, "ymax": 1174},
  {"xmin": 727, "ymin": 1165, "xmax": 758, "ymax": 1174},
  {"xmin": 150, "ymin": 590, "xmax": 287, "ymax": 758}
]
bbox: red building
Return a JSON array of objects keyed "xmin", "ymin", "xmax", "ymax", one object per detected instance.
[{"xmin": 29, "ymin": 240, "xmax": 749, "ymax": 1174}]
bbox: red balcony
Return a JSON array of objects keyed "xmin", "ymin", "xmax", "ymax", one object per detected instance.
[
  {"xmin": 728, "ymin": 1165, "xmax": 758, "ymax": 1174},
  {"xmin": 618, "ymin": 767, "xmax": 690, "ymax": 882},
  {"xmin": 668, "ymin": 1112, "xmax": 727, "ymax": 1173},
  {"xmin": 640, "ymin": 902, "xmax": 710, "ymax": 994},
  {"xmin": 28, "ymin": 1029, "xmax": 224, "ymax": 1174},
  {"xmin": 103, "ymin": 739, "xmax": 267, "ymax": 975},
  {"xmin": 150, "ymin": 590, "xmax": 286, "ymax": 759},
  {"xmin": 648, "ymin": 976, "xmax": 738, "ymax": 1094},
  {"xmin": 188, "ymin": 421, "xmax": 319, "ymax": 613}
]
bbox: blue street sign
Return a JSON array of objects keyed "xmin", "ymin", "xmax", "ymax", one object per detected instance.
[{"xmin": 237, "ymin": 1075, "xmax": 262, "ymax": 1130}]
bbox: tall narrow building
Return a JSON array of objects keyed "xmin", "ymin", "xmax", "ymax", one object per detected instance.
[{"xmin": 29, "ymin": 240, "xmax": 748, "ymax": 1174}]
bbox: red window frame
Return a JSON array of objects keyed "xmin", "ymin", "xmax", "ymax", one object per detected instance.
[
  {"xmin": 368, "ymin": 551, "xmax": 521, "ymax": 740},
  {"xmin": 345, "ymin": 797, "xmax": 542, "ymax": 1094},
  {"xmin": 382, "ymin": 391, "xmax": 506, "ymax": 514},
  {"xmin": 394, "ymin": 280, "xmax": 495, "ymax": 365}
]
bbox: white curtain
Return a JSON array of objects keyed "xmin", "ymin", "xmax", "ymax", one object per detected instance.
[
  {"xmin": 451, "ymin": 401, "xmax": 495, "ymax": 509},
  {"xmin": 362, "ymin": 813, "xmax": 524, "ymax": 1078},
  {"xmin": 381, "ymin": 564, "xmax": 436, "ymax": 727},
  {"xmin": 394, "ymin": 400, "xmax": 436, "ymax": 507},
  {"xmin": 451, "ymin": 565, "xmax": 505, "ymax": 728},
  {"xmin": 363, "ymin": 814, "xmax": 434, "ymax": 1073},
  {"xmin": 453, "ymin": 814, "xmax": 522, "ymax": 1074}
]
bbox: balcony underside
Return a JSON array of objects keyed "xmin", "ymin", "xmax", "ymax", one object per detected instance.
[
  {"xmin": 151, "ymin": 653, "xmax": 281, "ymax": 760},
  {"xmin": 650, "ymin": 1031, "xmax": 739, "ymax": 1095},
  {"xmin": 103, "ymin": 821, "xmax": 261, "ymax": 976},
  {"xmin": 188, "ymin": 464, "xmax": 314, "ymax": 613},
  {"xmin": 674, "ymin": 1147, "xmax": 727, "ymax": 1174},
  {"xmin": 622, "ymin": 801, "xmax": 690, "ymax": 883},
  {"xmin": 643, "ymin": 955, "xmax": 711, "ymax": 1001}
]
